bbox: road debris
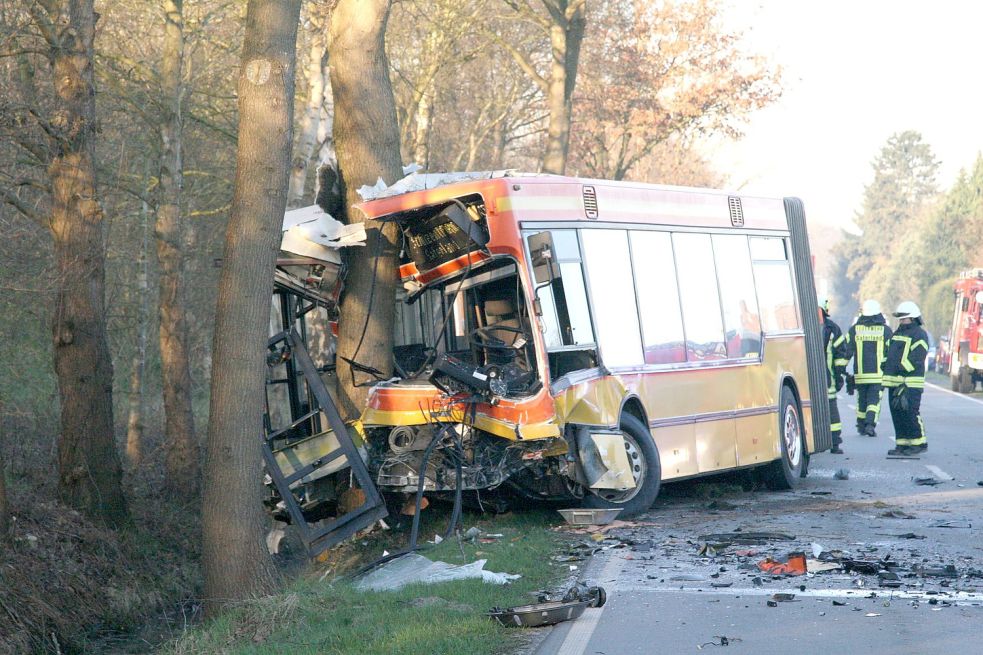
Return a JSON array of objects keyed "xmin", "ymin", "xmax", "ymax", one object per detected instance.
[
  {"xmin": 913, "ymin": 477, "xmax": 944, "ymax": 486},
  {"xmin": 698, "ymin": 531, "xmax": 795, "ymax": 545},
  {"xmin": 757, "ymin": 552, "xmax": 807, "ymax": 576},
  {"xmin": 488, "ymin": 584, "xmax": 605, "ymax": 627},
  {"xmin": 834, "ymin": 468, "xmax": 850, "ymax": 480},
  {"xmin": 878, "ymin": 509, "xmax": 916, "ymax": 519},
  {"xmin": 929, "ymin": 520, "xmax": 972, "ymax": 529},
  {"xmin": 355, "ymin": 553, "xmax": 520, "ymax": 591},
  {"xmin": 697, "ymin": 636, "xmax": 740, "ymax": 648}
]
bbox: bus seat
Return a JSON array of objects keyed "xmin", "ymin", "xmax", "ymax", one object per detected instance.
[{"xmin": 483, "ymin": 298, "xmax": 521, "ymax": 346}]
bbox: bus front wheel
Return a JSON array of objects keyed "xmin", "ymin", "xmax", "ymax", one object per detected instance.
[
  {"xmin": 582, "ymin": 415, "xmax": 661, "ymax": 517},
  {"xmin": 763, "ymin": 387, "xmax": 804, "ymax": 490}
]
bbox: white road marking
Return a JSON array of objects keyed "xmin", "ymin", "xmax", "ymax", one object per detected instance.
[
  {"xmin": 925, "ymin": 464, "xmax": 954, "ymax": 481},
  {"xmin": 556, "ymin": 554, "xmax": 625, "ymax": 655},
  {"xmin": 926, "ymin": 381, "xmax": 983, "ymax": 407},
  {"xmin": 615, "ymin": 584, "xmax": 983, "ymax": 606}
]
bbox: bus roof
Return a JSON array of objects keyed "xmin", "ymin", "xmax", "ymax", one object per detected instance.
[{"xmin": 355, "ymin": 173, "xmax": 793, "ymax": 232}]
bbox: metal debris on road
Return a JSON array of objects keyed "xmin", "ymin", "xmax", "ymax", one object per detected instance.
[
  {"xmin": 698, "ymin": 531, "xmax": 796, "ymax": 545},
  {"xmin": 697, "ymin": 636, "xmax": 740, "ymax": 649},
  {"xmin": 929, "ymin": 520, "xmax": 972, "ymax": 528},
  {"xmin": 488, "ymin": 584, "xmax": 605, "ymax": 628}
]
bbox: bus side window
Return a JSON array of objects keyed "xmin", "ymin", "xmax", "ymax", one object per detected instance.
[
  {"xmin": 750, "ymin": 237, "xmax": 800, "ymax": 332},
  {"xmin": 630, "ymin": 231, "xmax": 685, "ymax": 364},
  {"xmin": 712, "ymin": 234, "xmax": 762, "ymax": 357},
  {"xmin": 672, "ymin": 233, "xmax": 727, "ymax": 361},
  {"xmin": 581, "ymin": 229, "xmax": 644, "ymax": 367}
]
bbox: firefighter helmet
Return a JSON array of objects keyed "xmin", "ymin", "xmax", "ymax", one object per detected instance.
[
  {"xmin": 861, "ymin": 299, "xmax": 881, "ymax": 317},
  {"xmin": 893, "ymin": 301, "xmax": 921, "ymax": 319},
  {"xmin": 818, "ymin": 296, "xmax": 830, "ymax": 313}
]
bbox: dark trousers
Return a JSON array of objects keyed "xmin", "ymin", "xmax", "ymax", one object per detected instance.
[
  {"xmin": 890, "ymin": 387, "xmax": 926, "ymax": 447},
  {"xmin": 829, "ymin": 396, "xmax": 842, "ymax": 447},
  {"xmin": 856, "ymin": 383, "xmax": 882, "ymax": 428}
]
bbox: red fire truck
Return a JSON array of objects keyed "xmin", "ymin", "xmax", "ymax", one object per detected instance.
[{"xmin": 944, "ymin": 269, "xmax": 983, "ymax": 392}]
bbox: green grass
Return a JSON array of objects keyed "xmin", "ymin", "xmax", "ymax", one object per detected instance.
[{"xmin": 168, "ymin": 509, "xmax": 572, "ymax": 655}]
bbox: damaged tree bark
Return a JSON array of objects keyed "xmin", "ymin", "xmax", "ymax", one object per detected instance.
[
  {"xmin": 157, "ymin": 0, "xmax": 200, "ymax": 495},
  {"xmin": 40, "ymin": 0, "xmax": 129, "ymax": 526},
  {"xmin": 202, "ymin": 0, "xmax": 301, "ymax": 615},
  {"xmin": 329, "ymin": 0, "xmax": 403, "ymax": 419}
]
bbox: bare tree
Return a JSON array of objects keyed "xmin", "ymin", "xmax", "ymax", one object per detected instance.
[
  {"xmin": 330, "ymin": 0, "xmax": 404, "ymax": 419},
  {"xmin": 126, "ymin": 193, "xmax": 152, "ymax": 467},
  {"xmin": 492, "ymin": 0, "xmax": 585, "ymax": 174},
  {"xmin": 201, "ymin": 0, "xmax": 301, "ymax": 615},
  {"xmin": 157, "ymin": 0, "xmax": 200, "ymax": 495},
  {"xmin": 30, "ymin": 0, "xmax": 129, "ymax": 525},
  {"xmin": 287, "ymin": 2, "xmax": 330, "ymax": 207}
]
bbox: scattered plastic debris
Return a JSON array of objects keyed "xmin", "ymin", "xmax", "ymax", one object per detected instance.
[
  {"xmin": 354, "ymin": 553, "xmax": 520, "ymax": 591},
  {"xmin": 757, "ymin": 552, "xmax": 807, "ymax": 576},
  {"xmin": 488, "ymin": 584, "xmax": 605, "ymax": 628}
]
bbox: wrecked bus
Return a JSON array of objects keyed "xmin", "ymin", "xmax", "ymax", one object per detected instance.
[{"xmin": 264, "ymin": 174, "xmax": 831, "ymax": 554}]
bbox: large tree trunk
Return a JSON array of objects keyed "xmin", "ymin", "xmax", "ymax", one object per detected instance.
[
  {"xmin": 157, "ymin": 0, "xmax": 200, "ymax": 496},
  {"xmin": 48, "ymin": 0, "xmax": 128, "ymax": 526},
  {"xmin": 540, "ymin": 0, "xmax": 585, "ymax": 175},
  {"xmin": 329, "ymin": 0, "xmax": 403, "ymax": 419},
  {"xmin": 126, "ymin": 194, "xmax": 151, "ymax": 467},
  {"xmin": 0, "ymin": 419, "xmax": 8, "ymax": 538},
  {"xmin": 201, "ymin": 0, "xmax": 301, "ymax": 616},
  {"xmin": 287, "ymin": 16, "xmax": 329, "ymax": 208}
]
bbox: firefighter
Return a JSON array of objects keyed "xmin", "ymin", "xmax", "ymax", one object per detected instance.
[
  {"xmin": 820, "ymin": 297, "xmax": 849, "ymax": 453},
  {"xmin": 845, "ymin": 299, "xmax": 892, "ymax": 437},
  {"xmin": 885, "ymin": 301, "xmax": 929, "ymax": 456}
]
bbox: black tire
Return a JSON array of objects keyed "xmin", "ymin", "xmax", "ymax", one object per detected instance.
[
  {"xmin": 959, "ymin": 367, "xmax": 973, "ymax": 393},
  {"xmin": 763, "ymin": 386, "xmax": 804, "ymax": 490},
  {"xmin": 582, "ymin": 414, "xmax": 661, "ymax": 517}
]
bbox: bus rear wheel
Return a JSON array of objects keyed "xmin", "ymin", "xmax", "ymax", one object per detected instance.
[
  {"xmin": 763, "ymin": 386, "xmax": 803, "ymax": 490},
  {"xmin": 582, "ymin": 415, "xmax": 661, "ymax": 517}
]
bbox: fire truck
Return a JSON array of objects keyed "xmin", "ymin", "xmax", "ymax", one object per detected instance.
[{"xmin": 944, "ymin": 269, "xmax": 983, "ymax": 392}]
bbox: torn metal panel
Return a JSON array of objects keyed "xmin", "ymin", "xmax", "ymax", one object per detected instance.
[{"xmin": 262, "ymin": 330, "xmax": 387, "ymax": 557}]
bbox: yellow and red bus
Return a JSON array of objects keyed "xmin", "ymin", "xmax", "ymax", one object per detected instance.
[{"xmin": 333, "ymin": 173, "xmax": 833, "ymax": 517}]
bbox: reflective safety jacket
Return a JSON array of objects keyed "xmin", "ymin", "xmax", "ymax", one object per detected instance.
[
  {"xmin": 882, "ymin": 322, "xmax": 929, "ymax": 389},
  {"xmin": 823, "ymin": 315, "xmax": 848, "ymax": 396},
  {"xmin": 847, "ymin": 314, "xmax": 892, "ymax": 384}
]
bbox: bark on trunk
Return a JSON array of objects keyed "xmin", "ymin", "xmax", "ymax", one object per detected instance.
[
  {"xmin": 49, "ymin": 0, "xmax": 128, "ymax": 526},
  {"xmin": 126, "ymin": 195, "xmax": 151, "ymax": 467},
  {"xmin": 202, "ymin": 0, "xmax": 301, "ymax": 616},
  {"xmin": 329, "ymin": 0, "xmax": 403, "ymax": 419},
  {"xmin": 0, "ymin": 422, "xmax": 8, "ymax": 538},
  {"xmin": 540, "ymin": 0, "xmax": 585, "ymax": 175},
  {"xmin": 157, "ymin": 0, "xmax": 200, "ymax": 496},
  {"xmin": 287, "ymin": 30, "xmax": 328, "ymax": 207}
]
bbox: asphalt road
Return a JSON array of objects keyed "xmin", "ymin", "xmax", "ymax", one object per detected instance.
[{"xmin": 534, "ymin": 383, "xmax": 983, "ymax": 655}]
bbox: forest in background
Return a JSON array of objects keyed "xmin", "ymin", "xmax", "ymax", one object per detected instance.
[{"xmin": 827, "ymin": 130, "xmax": 983, "ymax": 339}]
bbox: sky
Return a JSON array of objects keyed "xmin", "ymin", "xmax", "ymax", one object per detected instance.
[{"xmin": 710, "ymin": 0, "xmax": 983, "ymax": 232}]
